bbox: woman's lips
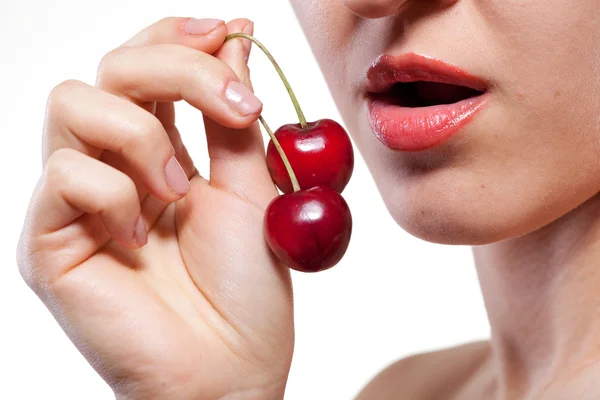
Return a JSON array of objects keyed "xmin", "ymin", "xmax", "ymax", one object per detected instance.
[
  {"xmin": 367, "ymin": 95, "xmax": 489, "ymax": 151},
  {"xmin": 365, "ymin": 53, "xmax": 489, "ymax": 151}
]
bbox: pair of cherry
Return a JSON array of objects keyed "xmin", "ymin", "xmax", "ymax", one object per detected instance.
[{"xmin": 225, "ymin": 33, "xmax": 354, "ymax": 273}]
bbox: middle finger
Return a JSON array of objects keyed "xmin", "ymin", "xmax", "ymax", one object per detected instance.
[{"xmin": 44, "ymin": 80, "xmax": 189, "ymax": 202}]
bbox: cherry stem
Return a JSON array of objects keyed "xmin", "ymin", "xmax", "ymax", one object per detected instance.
[
  {"xmin": 258, "ymin": 116, "xmax": 301, "ymax": 192},
  {"xmin": 225, "ymin": 33, "xmax": 308, "ymax": 129}
]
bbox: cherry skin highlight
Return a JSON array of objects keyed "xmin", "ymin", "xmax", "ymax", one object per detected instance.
[
  {"xmin": 264, "ymin": 185, "xmax": 352, "ymax": 273},
  {"xmin": 266, "ymin": 119, "xmax": 354, "ymax": 194}
]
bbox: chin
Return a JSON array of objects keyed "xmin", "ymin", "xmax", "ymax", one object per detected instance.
[
  {"xmin": 387, "ymin": 202, "xmax": 508, "ymax": 246},
  {"xmin": 391, "ymin": 209, "xmax": 506, "ymax": 246},
  {"xmin": 376, "ymin": 172, "xmax": 524, "ymax": 246}
]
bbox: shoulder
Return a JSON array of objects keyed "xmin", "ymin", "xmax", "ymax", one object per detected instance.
[{"xmin": 355, "ymin": 341, "xmax": 491, "ymax": 400}]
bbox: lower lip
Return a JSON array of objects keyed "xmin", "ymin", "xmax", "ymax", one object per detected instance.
[{"xmin": 367, "ymin": 94, "xmax": 488, "ymax": 151}]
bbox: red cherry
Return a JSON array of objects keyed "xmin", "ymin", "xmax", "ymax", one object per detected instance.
[
  {"xmin": 264, "ymin": 185, "xmax": 352, "ymax": 273},
  {"xmin": 222, "ymin": 33, "xmax": 353, "ymax": 273},
  {"xmin": 266, "ymin": 119, "xmax": 354, "ymax": 194}
]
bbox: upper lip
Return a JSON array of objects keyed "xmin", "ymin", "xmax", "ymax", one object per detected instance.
[{"xmin": 365, "ymin": 53, "xmax": 488, "ymax": 94}]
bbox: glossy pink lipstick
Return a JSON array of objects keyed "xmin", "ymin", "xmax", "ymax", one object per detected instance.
[{"xmin": 366, "ymin": 53, "xmax": 489, "ymax": 151}]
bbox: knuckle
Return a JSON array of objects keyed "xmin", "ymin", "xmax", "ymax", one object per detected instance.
[
  {"xmin": 47, "ymin": 79, "xmax": 83, "ymax": 114},
  {"xmin": 156, "ymin": 16, "xmax": 180, "ymax": 27},
  {"xmin": 186, "ymin": 50, "xmax": 236, "ymax": 94},
  {"xmin": 116, "ymin": 174, "xmax": 137, "ymax": 199},
  {"xmin": 102, "ymin": 173, "xmax": 138, "ymax": 211},
  {"xmin": 185, "ymin": 49, "xmax": 239, "ymax": 95},
  {"xmin": 96, "ymin": 47, "xmax": 127, "ymax": 84},
  {"xmin": 44, "ymin": 148, "xmax": 77, "ymax": 186},
  {"xmin": 121, "ymin": 114, "xmax": 165, "ymax": 152},
  {"xmin": 186, "ymin": 48, "xmax": 212, "ymax": 79}
]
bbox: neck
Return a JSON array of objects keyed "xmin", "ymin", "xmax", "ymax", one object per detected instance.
[{"xmin": 473, "ymin": 194, "xmax": 600, "ymax": 398}]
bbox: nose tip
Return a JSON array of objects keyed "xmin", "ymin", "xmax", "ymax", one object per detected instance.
[{"xmin": 342, "ymin": 0, "xmax": 408, "ymax": 19}]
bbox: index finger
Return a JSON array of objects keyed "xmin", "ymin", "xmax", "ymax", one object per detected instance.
[{"xmin": 121, "ymin": 17, "xmax": 228, "ymax": 53}]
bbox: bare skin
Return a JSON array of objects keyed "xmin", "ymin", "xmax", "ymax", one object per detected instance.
[
  {"xmin": 356, "ymin": 342, "xmax": 493, "ymax": 399},
  {"xmin": 18, "ymin": 18, "xmax": 294, "ymax": 400},
  {"xmin": 289, "ymin": 0, "xmax": 600, "ymax": 398},
  {"xmin": 16, "ymin": 0, "xmax": 600, "ymax": 399},
  {"xmin": 353, "ymin": 195, "xmax": 600, "ymax": 399}
]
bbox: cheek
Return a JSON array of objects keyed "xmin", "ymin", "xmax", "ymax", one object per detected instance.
[
  {"xmin": 290, "ymin": 0, "xmax": 355, "ymax": 50},
  {"xmin": 290, "ymin": 0, "xmax": 357, "ymax": 90}
]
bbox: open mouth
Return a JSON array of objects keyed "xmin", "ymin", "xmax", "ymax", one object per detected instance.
[
  {"xmin": 371, "ymin": 81, "xmax": 485, "ymax": 108},
  {"xmin": 364, "ymin": 53, "xmax": 490, "ymax": 151}
]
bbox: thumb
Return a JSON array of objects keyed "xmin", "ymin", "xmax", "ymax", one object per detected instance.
[{"xmin": 204, "ymin": 19, "xmax": 276, "ymax": 208}]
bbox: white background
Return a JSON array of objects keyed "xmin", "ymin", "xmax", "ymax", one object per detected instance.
[{"xmin": 0, "ymin": 1, "xmax": 489, "ymax": 399}]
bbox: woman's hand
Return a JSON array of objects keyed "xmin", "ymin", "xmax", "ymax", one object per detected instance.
[{"xmin": 16, "ymin": 17, "xmax": 293, "ymax": 400}]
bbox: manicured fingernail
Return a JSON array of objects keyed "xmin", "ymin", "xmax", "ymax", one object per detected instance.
[
  {"xmin": 225, "ymin": 81, "xmax": 262, "ymax": 116},
  {"xmin": 165, "ymin": 156, "xmax": 190, "ymax": 195},
  {"xmin": 242, "ymin": 22, "xmax": 254, "ymax": 62},
  {"xmin": 185, "ymin": 18, "xmax": 224, "ymax": 35},
  {"xmin": 134, "ymin": 216, "xmax": 147, "ymax": 246}
]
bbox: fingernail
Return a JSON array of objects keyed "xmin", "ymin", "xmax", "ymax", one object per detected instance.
[
  {"xmin": 184, "ymin": 18, "xmax": 224, "ymax": 36},
  {"xmin": 165, "ymin": 156, "xmax": 190, "ymax": 195},
  {"xmin": 242, "ymin": 22, "xmax": 254, "ymax": 62},
  {"xmin": 134, "ymin": 216, "xmax": 147, "ymax": 246},
  {"xmin": 225, "ymin": 81, "xmax": 262, "ymax": 116}
]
